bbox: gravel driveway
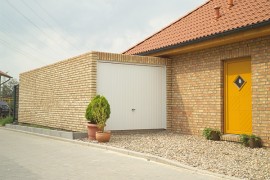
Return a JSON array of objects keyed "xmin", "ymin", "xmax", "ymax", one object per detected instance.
[{"xmin": 81, "ymin": 131, "xmax": 270, "ymax": 180}]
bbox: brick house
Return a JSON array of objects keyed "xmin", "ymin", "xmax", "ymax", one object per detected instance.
[
  {"xmin": 123, "ymin": 0, "xmax": 270, "ymax": 146},
  {"xmin": 19, "ymin": 0, "xmax": 270, "ymax": 146}
]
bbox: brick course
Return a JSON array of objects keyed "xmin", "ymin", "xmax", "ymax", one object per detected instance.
[{"xmin": 170, "ymin": 36, "xmax": 270, "ymax": 146}]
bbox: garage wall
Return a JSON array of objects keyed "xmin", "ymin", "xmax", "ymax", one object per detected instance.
[
  {"xmin": 19, "ymin": 53, "xmax": 96, "ymax": 131},
  {"xmin": 19, "ymin": 52, "xmax": 169, "ymax": 132}
]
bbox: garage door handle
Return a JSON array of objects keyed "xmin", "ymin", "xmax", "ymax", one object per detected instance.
[{"xmin": 132, "ymin": 109, "xmax": 135, "ymax": 111}]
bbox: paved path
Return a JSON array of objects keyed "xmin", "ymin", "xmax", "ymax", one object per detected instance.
[{"xmin": 0, "ymin": 128, "xmax": 223, "ymax": 180}]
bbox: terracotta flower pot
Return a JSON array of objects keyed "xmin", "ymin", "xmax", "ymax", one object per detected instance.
[
  {"xmin": 86, "ymin": 123, "xmax": 102, "ymax": 140},
  {"xmin": 249, "ymin": 138, "xmax": 261, "ymax": 148},
  {"xmin": 249, "ymin": 138, "xmax": 256, "ymax": 148},
  {"xmin": 96, "ymin": 131, "xmax": 111, "ymax": 143},
  {"xmin": 210, "ymin": 131, "xmax": 220, "ymax": 141}
]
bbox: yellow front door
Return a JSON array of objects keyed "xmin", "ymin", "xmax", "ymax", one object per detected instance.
[{"xmin": 224, "ymin": 58, "xmax": 252, "ymax": 134}]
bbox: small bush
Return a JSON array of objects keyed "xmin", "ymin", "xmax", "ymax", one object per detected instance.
[
  {"xmin": 85, "ymin": 95, "xmax": 101, "ymax": 124},
  {"xmin": 249, "ymin": 134, "xmax": 262, "ymax": 148},
  {"xmin": 203, "ymin": 128, "xmax": 221, "ymax": 140},
  {"xmin": 203, "ymin": 128, "xmax": 212, "ymax": 140},
  {"xmin": 92, "ymin": 96, "xmax": 110, "ymax": 130},
  {"xmin": 239, "ymin": 134, "xmax": 262, "ymax": 148},
  {"xmin": 85, "ymin": 95, "xmax": 111, "ymax": 129},
  {"xmin": 249, "ymin": 134, "xmax": 261, "ymax": 141},
  {"xmin": 239, "ymin": 134, "xmax": 250, "ymax": 147},
  {"xmin": 0, "ymin": 116, "xmax": 13, "ymax": 126}
]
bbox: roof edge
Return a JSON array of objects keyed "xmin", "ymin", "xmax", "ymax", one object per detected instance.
[
  {"xmin": 136, "ymin": 19, "xmax": 270, "ymax": 56},
  {"xmin": 0, "ymin": 71, "xmax": 12, "ymax": 78},
  {"xmin": 122, "ymin": 0, "xmax": 211, "ymax": 54}
]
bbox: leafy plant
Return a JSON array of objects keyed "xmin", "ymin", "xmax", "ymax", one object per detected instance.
[
  {"xmin": 91, "ymin": 95, "xmax": 111, "ymax": 131},
  {"xmin": 202, "ymin": 128, "xmax": 221, "ymax": 140},
  {"xmin": 239, "ymin": 134, "xmax": 262, "ymax": 148},
  {"xmin": 85, "ymin": 95, "xmax": 101, "ymax": 124},
  {"xmin": 249, "ymin": 134, "xmax": 261, "ymax": 142},
  {"xmin": 203, "ymin": 128, "xmax": 212, "ymax": 140},
  {"xmin": 239, "ymin": 134, "xmax": 250, "ymax": 147},
  {"xmin": 0, "ymin": 116, "xmax": 13, "ymax": 126},
  {"xmin": 249, "ymin": 134, "xmax": 262, "ymax": 148}
]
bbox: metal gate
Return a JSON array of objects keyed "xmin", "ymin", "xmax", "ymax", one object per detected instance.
[{"xmin": 13, "ymin": 85, "xmax": 19, "ymax": 123}]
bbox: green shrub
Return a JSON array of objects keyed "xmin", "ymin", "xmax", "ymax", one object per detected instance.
[
  {"xmin": 249, "ymin": 134, "xmax": 261, "ymax": 141},
  {"xmin": 203, "ymin": 128, "xmax": 212, "ymax": 140},
  {"xmin": 202, "ymin": 128, "xmax": 221, "ymax": 140},
  {"xmin": 249, "ymin": 134, "xmax": 262, "ymax": 147},
  {"xmin": 91, "ymin": 96, "xmax": 111, "ymax": 130},
  {"xmin": 240, "ymin": 134, "xmax": 262, "ymax": 148},
  {"xmin": 85, "ymin": 95, "xmax": 111, "ymax": 129},
  {"xmin": 0, "ymin": 116, "xmax": 13, "ymax": 126},
  {"xmin": 85, "ymin": 95, "xmax": 101, "ymax": 124},
  {"xmin": 239, "ymin": 134, "xmax": 250, "ymax": 146}
]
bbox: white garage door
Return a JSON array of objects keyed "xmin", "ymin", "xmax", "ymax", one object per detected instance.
[{"xmin": 97, "ymin": 61, "xmax": 166, "ymax": 130}]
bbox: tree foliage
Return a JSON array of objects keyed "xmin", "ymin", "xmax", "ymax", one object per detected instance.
[{"xmin": 1, "ymin": 78, "xmax": 18, "ymax": 97}]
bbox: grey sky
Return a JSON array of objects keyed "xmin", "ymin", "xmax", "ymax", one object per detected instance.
[{"xmin": 0, "ymin": 0, "xmax": 206, "ymax": 79}]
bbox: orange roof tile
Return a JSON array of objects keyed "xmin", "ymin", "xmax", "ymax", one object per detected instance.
[{"xmin": 123, "ymin": 0, "xmax": 270, "ymax": 55}]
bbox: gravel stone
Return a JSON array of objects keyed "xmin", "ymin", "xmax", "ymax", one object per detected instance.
[{"xmin": 80, "ymin": 131, "xmax": 270, "ymax": 180}]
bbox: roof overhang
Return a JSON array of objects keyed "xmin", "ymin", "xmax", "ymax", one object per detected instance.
[
  {"xmin": 138, "ymin": 20, "xmax": 270, "ymax": 57},
  {"xmin": 0, "ymin": 71, "xmax": 12, "ymax": 79}
]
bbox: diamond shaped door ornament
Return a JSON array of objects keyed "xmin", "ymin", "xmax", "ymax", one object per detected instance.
[{"xmin": 234, "ymin": 75, "xmax": 246, "ymax": 90}]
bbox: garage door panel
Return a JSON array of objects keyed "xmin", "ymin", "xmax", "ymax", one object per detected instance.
[{"xmin": 97, "ymin": 62, "xmax": 166, "ymax": 130}]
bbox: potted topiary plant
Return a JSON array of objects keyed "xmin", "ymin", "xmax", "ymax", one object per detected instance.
[
  {"xmin": 85, "ymin": 95, "xmax": 102, "ymax": 140},
  {"xmin": 249, "ymin": 134, "xmax": 262, "ymax": 148},
  {"xmin": 203, "ymin": 128, "xmax": 221, "ymax": 141},
  {"xmin": 91, "ymin": 95, "xmax": 111, "ymax": 143}
]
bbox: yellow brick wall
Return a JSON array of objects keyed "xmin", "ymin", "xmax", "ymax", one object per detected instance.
[
  {"xmin": 19, "ymin": 52, "xmax": 95, "ymax": 131},
  {"xmin": 170, "ymin": 36, "xmax": 270, "ymax": 146},
  {"xmin": 251, "ymin": 37, "xmax": 270, "ymax": 147},
  {"xmin": 19, "ymin": 52, "xmax": 169, "ymax": 132}
]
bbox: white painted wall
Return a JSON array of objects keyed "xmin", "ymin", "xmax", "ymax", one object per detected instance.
[{"xmin": 97, "ymin": 61, "xmax": 166, "ymax": 130}]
